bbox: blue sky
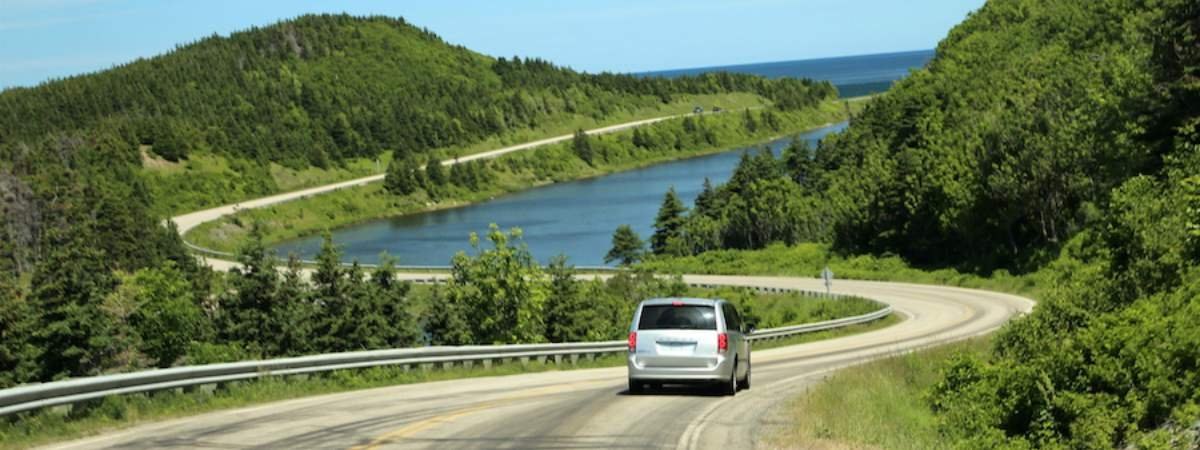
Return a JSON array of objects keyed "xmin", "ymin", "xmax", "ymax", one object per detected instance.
[{"xmin": 0, "ymin": 0, "xmax": 984, "ymax": 89}]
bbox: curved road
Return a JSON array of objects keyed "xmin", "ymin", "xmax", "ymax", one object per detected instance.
[
  {"xmin": 48, "ymin": 277, "xmax": 1032, "ymax": 450},
  {"xmin": 47, "ymin": 115, "xmax": 1034, "ymax": 449}
]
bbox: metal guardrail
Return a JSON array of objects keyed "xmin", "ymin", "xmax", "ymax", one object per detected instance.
[{"xmin": 0, "ymin": 285, "xmax": 887, "ymax": 418}]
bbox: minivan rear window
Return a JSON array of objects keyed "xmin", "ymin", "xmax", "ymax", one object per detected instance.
[{"xmin": 637, "ymin": 305, "xmax": 717, "ymax": 330}]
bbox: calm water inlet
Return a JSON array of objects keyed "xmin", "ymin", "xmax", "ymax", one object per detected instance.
[{"xmin": 272, "ymin": 123, "xmax": 849, "ymax": 266}]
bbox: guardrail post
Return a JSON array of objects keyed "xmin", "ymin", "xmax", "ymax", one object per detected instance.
[
  {"xmin": 553, "ymin": 355, "xmax": 563, "ymax": 365},
  {"xmin": 520, "ymin": 356, "xmax": 530, "ymax": 366},
  {"xmin": 442, "ymin": 361, "xmax": 455, "ymax": 370},
  {"xmin": 420, "ymin": 363, "xmax": 433, "ymax": 372},
  {"xmin": 569, "ymin": 354, "xmax": 579, "ymax": 365},
  {"xmin": 482, "ymin": 359, "xmax": 493, "ymax": 369}
]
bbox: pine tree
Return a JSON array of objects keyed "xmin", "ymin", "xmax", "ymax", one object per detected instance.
[
  {"xmin": 270, "ymin": 254, "xmax": 314, "ymax": 356},
  {"xmin": 605, "ymin": 225, "xmax": 645, "ymax": 266},
  {"xmin": 651, "ymin": 187, "xmax": 688, "ymax": 255},
  {"xmin": 223, "ymin": 223, "xmax": 278, "ymax": 353},
  {"xmin": 425, "ymin": 157, "xmax": 446, "ymax": 186},
  {"xmin": 340, "ymin": 260, "xmax": 384, "ymax": 350},
  {"xmin": 572, "ymin": 129, "xmax": 594, "ymax": 165},
  {"xmin": 0, "ymin": 269, "xmax": 38, "ymax": 387},
  {"xmin": 407, "ymin": 156, "xmax": 428, "ymax": 191},
  {"xmin": 543, "ymin": 255, "xmax": 582, "ymax": 342},
  {"xmin": 695, "ymin": 177, "xmax": 718, "ymax": 215},
  {"xmin": 782, "ymin": 138, "xmax": 817, "ymax": 188},
  {"xmin": 424, "ymin": 284, "xmax": 471, "ymax": 345},
  {"xmin": 632, "ymin": 128, "xmax": 647, "ymax": 149},
  {"xmin": 312, "ymin": 231, "xmax": 346, "ymax": 351},
  {"xmin": 373, "ymin": 252, "xmax": 419, "ymax": 347},
  {"xmin": 742, "ymin": 108, "xmax": 759, "ymax": 133},
  {"xmin": 31, "ymin": 212, "xmax": 119, "ymax": 380},
  {"xmin": 425, "ymin": 157, "xmax": 446, "ymax": 200},
  {"xmin": 384, "ymin": 157, "xmax": 415, "ymax": 195}
]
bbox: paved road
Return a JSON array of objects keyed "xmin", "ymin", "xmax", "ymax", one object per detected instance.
[{"xmin": 46, "ymin": 276, "xmax": 1033, "ymax": 450}]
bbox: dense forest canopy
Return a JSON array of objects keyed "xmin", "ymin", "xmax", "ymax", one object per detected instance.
[
  {"xmin": 646, "ymin": 0, "xmax": 1200, "ymax": 446},
  {"xmin": 0, "ymin": 14, "xmax": 833, "ymax": 169},
  {"xmin": 655, "ymin": 0, "xmax": 1190, "ymax": 272}
]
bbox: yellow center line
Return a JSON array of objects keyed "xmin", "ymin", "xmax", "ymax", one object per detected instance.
[{"xmin": 348, "ymin": 379, "xmax": 616, "ymax": 450}]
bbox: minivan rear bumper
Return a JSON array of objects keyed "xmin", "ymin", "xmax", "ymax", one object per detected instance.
[{"xmin": 627, "ymin": 353, "xmax": 734, "ymax": 382}]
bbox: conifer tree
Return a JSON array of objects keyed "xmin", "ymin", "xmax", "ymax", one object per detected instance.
[
  {"xmin": 543, "ymin": 255, "xmax": 583, "ymax": 342},
  {"xmin": 0, "ymin": 269, "xmax": 38, "ymax": 387},
  {"xmin": 651, "ymin": 187, "xmax": 688, "ymax": 255},
  {"xmin": 31, "ymin": 211, "xmax": 119, "ymax": 379},
  {"xmin": 572, "ymin": 129, "xmax": 594, "ymax": 165},
  {"xmin": 223, "ymin": 223, "xmax": 278, "ymax": 353},
  {"xmin": 270, "ymin": 254, "xmax": 314, "ymax": 356},
  {"xmin": 605, "ymin": 225, "xmax": 645, "ymax": 266},
  {"xmin": 373, "ymin": 252, "xmax": 419, "ymax": 347}
]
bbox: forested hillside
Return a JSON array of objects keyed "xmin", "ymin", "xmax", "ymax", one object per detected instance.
[
  {"xmin": 0, "ymin": 13, "xmax": 830, "ymax": 169},
  {"xmin": 646, "ymin": 0, "xmax": 1199, "ymax": 447},
  {"xmin": 0, "ymin": 14, "xmax": 838, "ymax": 391}
]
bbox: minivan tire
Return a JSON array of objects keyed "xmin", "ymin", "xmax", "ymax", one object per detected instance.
[
  {"xmin": 723, "ymin": 361, "xmax": 738, "ymax": 396},
  {"xmin": 741, "ymin": 359, "xmax": 751, "ymax": 390},
  {"xmin": 628, "ymin": 378, "xmax": 643, "ymax": 394}
]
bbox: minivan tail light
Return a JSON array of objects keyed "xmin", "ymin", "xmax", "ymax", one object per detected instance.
[
  {"xmin": 628, "ymin": 332, "xmax": 637, "ymax": 351},
  {"xmin": 718, "ymin": 332, "xmax": 728, "ymax": 352}
]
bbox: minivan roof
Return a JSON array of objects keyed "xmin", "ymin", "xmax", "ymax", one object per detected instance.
[{"xmin": 640, "ymin": 297, "xmax": 722, "ymax": 307}]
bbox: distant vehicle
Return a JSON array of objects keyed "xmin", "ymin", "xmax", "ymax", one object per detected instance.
[
  {"xmin": 712, "ymin": 106, "xmax": 722, "ymax": 113},
  {"xmin": 626, "ymin": 298, "xmax": 751, "ymax": 395},
  {"xmin": 693, "ymin": 106, "xmax": 704, "ymax": 114}
]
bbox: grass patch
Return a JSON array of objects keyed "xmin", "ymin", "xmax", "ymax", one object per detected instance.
[
  {"xmin": 186, "ymin": 99, "xmax": 858, "ymax": 253},
  {"xmin": 751, "ymin": 313, "xmax": 901, "ymax": 351},
  {"xmin": 768, "ymin": 338, "xmax": 989, "ymax": 450},
  {"xmin": 643, "ymin": 243, "xmax": 1044, "ymax": 298},
  {"xmin": 423, "ymin": 92, "xmax": 770, "ymax": 160}
]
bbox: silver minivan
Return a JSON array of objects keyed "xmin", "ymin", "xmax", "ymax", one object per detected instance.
[{"xmin": 626, "ymin": 298, "xmax": 751, "ymax": 395}]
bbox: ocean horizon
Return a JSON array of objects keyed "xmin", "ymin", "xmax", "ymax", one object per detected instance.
[{"xmin": 639, "ymin": 49, "xmax": 934, "ymax": 98}]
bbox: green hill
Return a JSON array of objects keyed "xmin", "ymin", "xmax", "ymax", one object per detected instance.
[
  {"xmin": 650, "ymin": 0, "xmax": 1199, "ymax": 447},
  {"xmin": 0, "ymin": 14, "xmax": 832, "ymax": 214}
]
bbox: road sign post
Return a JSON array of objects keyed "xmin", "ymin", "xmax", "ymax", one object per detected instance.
[{"xmin": 821, "ymin": 266, "xmax": 834, "ymax": 295}]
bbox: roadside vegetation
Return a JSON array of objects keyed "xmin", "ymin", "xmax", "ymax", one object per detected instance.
[
  {"xmin": 769, "ymin": 338, "xmax": 990, "ymax": 450},
  {"xmin": 631, "ymin": 0, "xmax": 1200, "ymax": 448},
  {"xmin": 641, "ymin": 243, "xmax": 1041, "ymax": 298},
  {"xmin": 0, "ymin": 226, "xmax": 887, "ymax": 448},
  {"xmin": 185, "ymin": 98, "xmax": 856, "ymax": 252}
]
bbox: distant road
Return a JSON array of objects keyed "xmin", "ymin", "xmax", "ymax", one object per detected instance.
[
  {"xmin": 46, "ymin": 276, "xmax": 1033, "ymax": 450},
  {"xmin": 171, "ymin": 114, "xmax": 685, "ymax": 237}
]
